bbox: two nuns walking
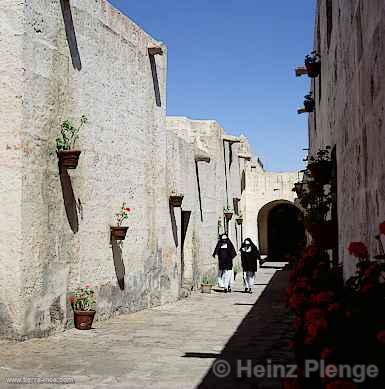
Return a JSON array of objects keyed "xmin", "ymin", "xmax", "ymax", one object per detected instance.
[{"xmin": 213, "ymin": 234, "xmax": 260, "ymax": 294}]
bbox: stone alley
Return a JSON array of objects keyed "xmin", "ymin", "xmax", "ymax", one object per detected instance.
[{"xmin": 0, "ymin": 264, "xmax": 293, "ymax": 389}]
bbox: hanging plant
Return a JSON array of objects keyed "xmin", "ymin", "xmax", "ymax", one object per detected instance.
[
  {"xmin": 307, "ymin": 146, "xmax": 333, "ymax": 184},
  {"xmin": 305, "ymin": 51, "xmax": 321, "ymax": 78},
  {"xmin": 110, "ymin": 202, "xmax": 131, "ymax": 241},
  {"xmin": 223, "ymin": 206, "xmax": 234, "ymax": 220},
  {"xmin": 55, "ymin": 115, "xmax": 88, "ymax": 169},
  {"xmin": 303, "ymin": 93, "xmax": 315, "ymax": 113},
  {"xmin": 292, "ymin": 182, "xmax": 305, "ymax": 197},
  {"xmin": 169, "ymin": 191, "xmax": 184, "ymax": 207}
]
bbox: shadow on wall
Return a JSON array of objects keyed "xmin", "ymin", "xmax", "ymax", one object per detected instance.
[
  {"xmin": 169, "ymin": 202, "xmax": 178, "ymax": 247},
  {"xmin": 149, "ymin": 54, "xmax": 161, "ymax": 107},
  {"xmin": 195, "ymin": 162, "xmax": 204, "ymax": 222},
  {"xmin": 59, "ymin": 168, "xmax": 79, "ymax": 233},
  {"xmin": 60, "ymin": 0, "xmax": 82, "ymax": 70},
  {"xmin": 111, "ymin": 239, "xmax": 125, "ymax": 290}
]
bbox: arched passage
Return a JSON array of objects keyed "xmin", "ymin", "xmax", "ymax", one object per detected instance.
[{"xmin": 257, "ymin": 200, "xmax": 305, "ymax": 259}]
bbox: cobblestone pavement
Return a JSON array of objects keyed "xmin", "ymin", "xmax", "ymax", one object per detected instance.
[{"xmin": 0, "ymin": 263, "xmax": 294, "ymax": 389}]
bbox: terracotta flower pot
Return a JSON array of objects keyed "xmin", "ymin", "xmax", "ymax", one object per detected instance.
[
  {"xmin": 110, "ymin": 226, "xmax": 128, "ymax": 241},
  {"xmin": 236, "ymin": 217, "xmax": 243, "ymax": 225},
  {"xmin": 308, "ymin": 161, "xmax": 333, "ymax": 184},
  {"xmin": 73, "ymin": 310, "xmax": 95, "ymax": 330},
  {"xmin": 224, "ymin": 212, "xmax": 233, "ymax": 221},
  {"xmin": 169, "ymin": 195, "xmax": 184, "ymax": 207},
  {"xmin": 201, "ymin": 284, "xmax": 212, "ymax": 294},
  {"xmin": 305, "ymin": 61, "xmax": 321, "ymax": 78},
  {"xmin": 292, "ymin": 182, "xmax": 304, "ymax": 197},
  {"xmin": 304, "ymin": 99, "xmax": 315, "ymax": 113},
  {"xmin": 57, "ymin": 150, "xmax": 81, "ymax": 169}
]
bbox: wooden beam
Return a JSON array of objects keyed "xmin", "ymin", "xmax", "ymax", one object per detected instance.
[
  {"xmin": 297, "ymin": 107, "xmax": 307, "ymax": 114},
  {"xmin": 223, "ymin": 134, "xmax": 241, "ymax": 143},
  {"xmin": 238, "ymin": 154, "xmax": 252, "ymax": 161},
  {"xmin": 148, "ymin": 47, "xmax": 163, "ymax": 56},
  {"xmin": 295, "ymin": 66, "xmax": 308, "ymax": 77}
]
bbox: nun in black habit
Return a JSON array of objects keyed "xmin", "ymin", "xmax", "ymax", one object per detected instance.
[
  {"xmin": 212, "ymin": 233, "xmax": 237, "ymax": 293},
  {"xmin": 240, "ymin": 238, "xmax": 260, "ymax": 293}
]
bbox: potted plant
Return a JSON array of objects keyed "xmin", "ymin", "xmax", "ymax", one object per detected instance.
[
  {"xmin": 292, "ymin": 182, "xmax": 304, "ymax": 197},
  {"xmin": 303, "ymin": 93, "xmax": 315, "ymax": 113},
  {"xmin": 305, "ymin": 51, "xmax": 321, "ymax": 78},
  {"xmin": 201, "ymin": 275, "xmax": 216, "ymax": 294},
  {"xmin": 110, "ymin": 202, "xmax": 131, "ymax": 241},
  {"xmin": 307, "ymin": 146, "xmax": 333, "ymax": 184},
  {"xmin": 236, "ymin": 212, "xmax": 244, "ymax": 225},
  {"xmin": 55, "ymin": 115, "xmax": 88, "ymax": 169},
  {"xmin": 169, "ymin": 191, "xmax": 184, "ymax": 207},
  {"xmin": 224, "ymin": 206, "xmax": 234, "ymax": 220},
  {"xmin": 69, "ymin": 284, "xmax": 96, "ymax": 330}
]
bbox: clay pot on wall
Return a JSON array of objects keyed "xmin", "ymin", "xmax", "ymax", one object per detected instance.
[
  {"xmin": 73, "ymin": 310, "xmax": 96, "ymax": 330},
  {"xmin": 305, "ymin": 61, "xmax": 321, "ymax": 78},
  {"xmin": 169, "ymin": 194, "xmax": 184, "ymax": 207},
  {"xmin": 57, "ymin": 150, "xmax": 81, "ymax": 169},
  {"xmin": 224, "ymin": 212, "xmax": 233, "ymax": 221},
  {"xmin": 236, "ymin": 217, "xmax": 243, "ymax": 225},
  {"xmin": 201, "ymin": 284, "xmax": 212, "ymax": 294},
  {"xmin": 292, "ymin": 182, "xmax": 305, "ymax": 197},
  {"xmin": 110, "ymin": 226, "xmax": 128, "ymax": 241},
  {"xmin": 308, "ymin": 161, "xmax": 333, "ymax": 185}
]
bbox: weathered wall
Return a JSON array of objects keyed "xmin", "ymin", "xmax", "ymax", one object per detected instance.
[
  {"xmin": 310, "ymin": 0, "xmax": 385, "ymax": 277},
  {"xmin": 0, "ymin": 0, "xmax": 301, "ymax": 340}
]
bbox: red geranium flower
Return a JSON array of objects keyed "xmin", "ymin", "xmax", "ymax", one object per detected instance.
[
  {"xmin": 325, "ymin": 380, "xmax": 358, "ymax": 389},
  {"xmin": 310, "ymin": 291, "xmax": 335, "ymax": 305},
  {"xmin": 348, "ymin": 242, "xmax": 369, "ymax": 258},
  {"xmin": 289, "ymin": 293, "xmax": 306, "ymax": 310},
  {"xmin": 69, "ymin": 296, "xmax": 76, "ymax": 305},
  {"xmin": 379, "ymin": 221, "xmax": 385, "ymax": 235},
  {"xmin": 305, "ymin": 308, "xmax": 325, "ymax": 322},
  {"xmin": 376, "ymin": 330, "xmax": 385, "ymax": 344},
  {"xmin": 328, "ymin": 302, "xmax": 342, "ymax": 313}
]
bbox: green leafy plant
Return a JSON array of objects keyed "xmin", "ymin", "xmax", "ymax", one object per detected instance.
[
  {"xmin": 233, "ymin": 262, "xmax": 241, "ymax": 274},
  {"xmin": 69, "ymin": 285, "xmax": 96, "ymax": 311},
  {"xmin": 201, "ymin": 274, "xmax": 216, "ymax": 285},
  {"xmin": 56, "ymin": 115, "xmax": 88, "ymax": 152},
  {"xmin": 115, "ymin": 202, "xmax": 131, "ymax": 227},
  {"xmin": 308, "ymin": 145, "xmax": 332, "ymax": 163},
  {"xmin": 223, "ymin": 206, "xmax": 233, "ymax": 213}
]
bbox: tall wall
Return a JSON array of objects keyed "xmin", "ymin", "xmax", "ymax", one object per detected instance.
[
  {"xmin": 309, "ymin": 0, "xmax": 385, "ymax": 277},
  {"xmin": 0, "ymin": 0, "xmax": 301, "ymax": 340}
]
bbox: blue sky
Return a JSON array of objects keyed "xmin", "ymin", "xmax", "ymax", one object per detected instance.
[{"xmin": 109, "ymin": 0, "xmax": 315, "ymax": 171}]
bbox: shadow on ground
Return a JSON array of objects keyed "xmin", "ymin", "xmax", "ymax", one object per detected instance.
[{"xmin": 192, "ymin": 269, "xmax": 294, "ymax": 389}]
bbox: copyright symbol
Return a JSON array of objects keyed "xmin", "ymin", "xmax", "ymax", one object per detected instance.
[{"xmin": 212, "ymin": 359, "xmax": 231, "ymax": 378}]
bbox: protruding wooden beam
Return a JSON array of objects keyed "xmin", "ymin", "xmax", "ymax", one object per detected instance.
[
  {"xmin": 195, "ymin": 151, "xmax": 211, "ymax": 163},
  {"xmin": 295, "ymin": 66, "xmax": 308, "ymax": 77},
  {"xmin": 297, "ymin": 107, "xmax": 307, "ymax": 114},
  {"xmin": 238, "ymin": 154, "xmax": 252, "ymax": 161},
  {"xmin": 148, "ymin": 47, "xmax": 163, "ymax": 56},
  {"xmin": 223, "ymin": 134, "xmax": 241, "ymax": 143}
]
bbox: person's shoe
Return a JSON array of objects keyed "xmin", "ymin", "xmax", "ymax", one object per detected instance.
[
  {"xmin": 224, "ymin": 288, "xmax": 228, "ymax": 293},
  {"xmin": 244, "ymin": 288, "xmax": 248, "ymax": 293},
  {"xmin": 249, "ymin": 289, "xmax": 253, "ymax": 294},
  {"xmin": 228, "ymin": 287, "xmax": 231, "ymax": 293}
]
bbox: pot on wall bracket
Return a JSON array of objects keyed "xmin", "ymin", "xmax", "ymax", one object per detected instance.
[
  {"xmin": 110, "ymin": 226, "xmax": 128, "ymax": 241},
  {"xmin": 57, "ymin": 150, "xmax": 81, "ymax": 169},
  {"xmin": 224, "ymin": 212, "xmax": 233, "ymax": 221},
  {"xmin": 292, "ymin": 182, "xmax": 305, "ymax": 197},
  {"xmin": 308, "ymin": 161, "xmax": 333, "ymax": 184},
  {"xmin": 236, "ymin": 217, "xmax": 243, "ymax": 225},
  {"xmin": 305, "ymin": 61, "xmax": 321, "ymax": 78},
  {"xmin": 169, "ymin": 194, "xmax": 184, "ymax": 207},
  {"xmin": 73, "ymin": 310, "xmax": 96, "ymax": 330}
]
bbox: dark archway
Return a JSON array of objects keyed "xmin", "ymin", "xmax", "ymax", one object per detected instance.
[
  {"xmin": 267, "ymin": 204, "xmax": 305, "ymax": 260},
  {"xmin": 257, "ymin": 200, "xmax": 305, "ymax": 259}
]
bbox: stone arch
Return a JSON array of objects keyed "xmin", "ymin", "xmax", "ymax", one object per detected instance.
[{"xmin": 257, "ymin": 200, "xmax": 305, "ymax": 257}]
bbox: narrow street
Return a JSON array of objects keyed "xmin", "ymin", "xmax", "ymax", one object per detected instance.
[{"xmin": 0, "ymin": 263, "xmax": 293, "ymax": 389}]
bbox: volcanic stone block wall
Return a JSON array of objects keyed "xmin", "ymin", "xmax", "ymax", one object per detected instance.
[{"xmin": 309, "ymin": 0, "xmax": 385, "ymax": 277}]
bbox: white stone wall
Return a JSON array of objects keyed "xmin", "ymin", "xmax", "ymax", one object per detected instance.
[
  {"xmin": 309, "ymin": 0, "xmax": 385, "ymax": 277},
  {"xmin": 0, "ymin": 0, "xmax": 301, "ymax": 340}
]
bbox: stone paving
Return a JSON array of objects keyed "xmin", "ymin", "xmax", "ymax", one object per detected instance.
[{"xmin": 0, "ymin": 263, "xmax": 294, "ymax": 389}]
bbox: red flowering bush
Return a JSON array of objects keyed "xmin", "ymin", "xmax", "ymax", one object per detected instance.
[
  {"xmin": 325, "ymin": 380, "xmax": 358, "ymax": 389},
  {"xmin": 347, "ymin": 242, "xmax": 369, "ymax": 259}
]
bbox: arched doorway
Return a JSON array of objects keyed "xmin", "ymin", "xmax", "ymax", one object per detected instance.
[{"xmin": 257, "ymin": 200, "xmax": 305, "ymax": 259}]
